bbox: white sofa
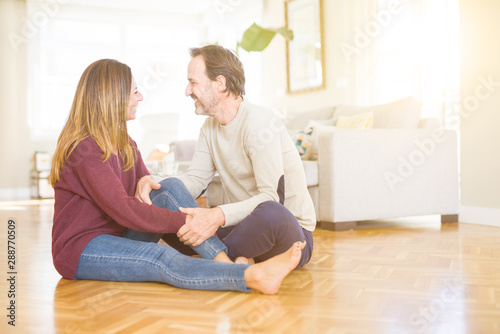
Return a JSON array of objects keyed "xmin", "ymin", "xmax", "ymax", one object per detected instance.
[
  {"xmin": 168, "ymin": 97, "xmax": 459, "ymax": 231},
  {"xmin": 286, "ymin": 97, "xmax": 459, "ymax": 230}
]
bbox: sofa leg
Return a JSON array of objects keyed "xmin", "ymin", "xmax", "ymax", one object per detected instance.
[
  {"xmin": 320, "ymin": 221, "xmax": 357, "ymax": 231},
  {"xmin": 441, "ymin": 214, "xmax": 459, "ymax": 224}
]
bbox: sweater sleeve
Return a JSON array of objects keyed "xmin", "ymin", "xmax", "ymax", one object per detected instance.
[
  {"xmin": 219, "ymin": 114, "xmax": 285, "ymax": 226},
  {"xmin": 68, "ymin": 139, "xmax": 185, "ymax": 233},
  {"xmin": 175, "ymin": 123, "xmax": 216, "ymax": 199}
]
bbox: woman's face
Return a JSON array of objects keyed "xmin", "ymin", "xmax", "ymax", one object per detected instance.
[{"xmin": 127, "ymin": 77, "xmax": 143, "ymax": 121}]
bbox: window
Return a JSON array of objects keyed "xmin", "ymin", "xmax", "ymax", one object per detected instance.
[
  {"xmin": 353, "ymin": 0, "xmax": 459, "ymax": 129},
  {"xmin": 27, "ymin": 1, "xmax": 204, "ymax": 149}
]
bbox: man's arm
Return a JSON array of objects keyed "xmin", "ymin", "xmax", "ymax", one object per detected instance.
[
  {"xmin": 177, "ymin": 112, "xmax": 287, "ymax": 246},
  {"xmin": 177, "ymin": 207, "xmax": 225, "ymax": 247},
  {"xmin": 175, "ymin": 124, "xmax": 217, "ymax": 199}
]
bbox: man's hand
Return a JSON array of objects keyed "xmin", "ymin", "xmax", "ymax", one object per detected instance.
[
  {"xmin": 177, "ymin": 207, "xmax": 225, "ymax": 247},
  {"xmin": 135, "ymin": 175, "xmax": 161, "ymax": 205}
]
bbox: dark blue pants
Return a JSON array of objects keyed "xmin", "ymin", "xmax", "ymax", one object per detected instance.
[{"xmin": 163, "ymin": 201, "xmax": 313, "ymax": 269}]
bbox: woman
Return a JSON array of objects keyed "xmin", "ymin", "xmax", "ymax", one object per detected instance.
[{"xmin": 49, "ymin": 59, "xmax": 305, "ymax": 294}]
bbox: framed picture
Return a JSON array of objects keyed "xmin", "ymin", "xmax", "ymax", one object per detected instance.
[{"xmin": 285, "ymin": 0, "xmax": 325, "ymax": 94}]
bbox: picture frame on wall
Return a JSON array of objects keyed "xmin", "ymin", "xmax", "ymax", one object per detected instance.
[{"xmin": 285, "ymin": 0, "xmax": 325, "ymax": 94}]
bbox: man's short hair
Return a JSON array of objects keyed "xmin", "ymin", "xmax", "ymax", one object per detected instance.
[{"xmin": 190, "ymin": 45, "xmax": 245, "ymax": 97}]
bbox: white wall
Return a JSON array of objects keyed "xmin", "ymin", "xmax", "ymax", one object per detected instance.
[
  {"xmin": 0, "ymin": 0, "xmax": 55, "ymax": 199},
  {"xmin": 459, "ymin": 0, "xmax": 500, "ymax": 226},
  {"xmin": 261, "ymin": 0, "xmax": 362, "ymax": 117}
]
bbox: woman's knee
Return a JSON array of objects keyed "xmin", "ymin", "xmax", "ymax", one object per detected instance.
[
  {"xmin": 159, "ymin": 177, "xmax": 184, "ymax": 189},
  {"xmin": 151, "ymin": 177, "xmax": 192, "ymax": 208}
]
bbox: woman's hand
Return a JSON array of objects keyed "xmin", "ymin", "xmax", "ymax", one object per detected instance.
[{"xmin": 135, "ymin": 175, "xmax": 161, "ymax": 205}]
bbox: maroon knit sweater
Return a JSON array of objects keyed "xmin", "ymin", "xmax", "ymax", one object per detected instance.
[{"xmin": 52, "ymin": 137, "xmax": 185, "ymax": 279}]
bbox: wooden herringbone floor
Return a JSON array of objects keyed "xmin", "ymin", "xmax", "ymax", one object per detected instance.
[{"xmin": 1, "ymin": 199, "xmax": 499, "ymax": 334}]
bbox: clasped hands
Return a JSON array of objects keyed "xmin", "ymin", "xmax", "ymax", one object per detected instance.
[
  {"xmin": 177, "ymin": 206, "xmax": 225, "ymax": 247},
  {"xmin": 134, "ymin": 176, "xmax": 225, "ymax": 247}
]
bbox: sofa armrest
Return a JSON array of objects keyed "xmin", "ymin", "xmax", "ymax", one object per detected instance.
[
  {"xmin": 317, "ymin": 128, "xmax": 459, "ymax": 223},
  {"xmin": 418, "ymin": 117, "xmax": 441, "ymax": 129}
]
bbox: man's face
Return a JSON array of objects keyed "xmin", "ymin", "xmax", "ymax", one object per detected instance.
[{"xmin": 185, "ymin": 55, "xmax": 219, "ymax": 116}]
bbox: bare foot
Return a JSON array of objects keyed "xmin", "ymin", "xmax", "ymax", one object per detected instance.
[
  {"xmin": 235, "ymin": 257, "xmax": 249, "ymax": 264},
  {"xmin": 235, "ymin": 257, "xmax": 255, "ymax": 265},
  {"xmin": 214, "ymin": 252, "xmax": 254, "ymax": 264},
  {"xmin": 213, "ymin": 251, "xmax": 233, "ymax": 263},
  {"xmin": 244, "ymin": 241, "xmax": 306, "ymax": 295}
]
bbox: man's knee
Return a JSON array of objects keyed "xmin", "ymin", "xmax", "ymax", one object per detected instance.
[
  {"xmin": 253, "ymin": 201, "xmax": 294, "ymax": 228},
  {"xmin": 255, "ymin": 201, "xmax": 290, "ymax": 216}
]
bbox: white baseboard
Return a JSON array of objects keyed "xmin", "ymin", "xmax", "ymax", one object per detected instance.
[
  {"xmin": 0, "ymin": 188, "xmax": 31, "ymax": 201},
  {"xmin": 460, "ymin": 206, "xmax": 500, "ymax": 227}
]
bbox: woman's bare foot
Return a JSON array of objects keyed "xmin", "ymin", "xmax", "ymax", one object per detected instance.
[
  {"xmin": 214, "ymin": 254, "xmax": 254, "ymax": 264},
  {"xmin": 235, "ymin": 257, "xmax": 255, "ymax": 265},
  {"xmin": 243, "ymin": 241, "xmax": 306, "ymax": 295},
  {"xmin": 214, "ymin": 252, "xmax": 254, "ymax": 264},
  {"xmin": 213, "ymin": 251, "xmax": 233, "ymax": 263}
]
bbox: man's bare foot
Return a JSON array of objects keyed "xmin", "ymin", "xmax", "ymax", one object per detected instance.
[{"xmin": 243, "ymin": 241, "xmax": 306, "ymax": 295}]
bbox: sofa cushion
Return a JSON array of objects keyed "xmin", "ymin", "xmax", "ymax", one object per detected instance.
[
  {"xmin": 171, "ymin": 140, "xmax": 198, "ymax": 161},
  {"xmin": 301, "ymin": 111, "xmax": 373, "ymax": 161},
  {"xmin": 334, "ymin": 97, "xmax": 422, "ymax": 129},
  {"xmin": 286, "ymin": 106, "xmax": 335, "ymax": 131},
  {"xmin": 302, "ymin": 160, "xmax": 319, "ymax": 187},
  {"xmin": 418, "ymin": 117, "xmax": 441, "ymax": 129},
  {"xmin": 336, "ymin": 111, "xmax": 374, "ymax": 129},
  {"xmin": 291, "ymin": 130, "xmax": 313, "ymax": 159},
  {"xmin": 300, "ymin": 120, "xmax": 337, "ymax": 160}
]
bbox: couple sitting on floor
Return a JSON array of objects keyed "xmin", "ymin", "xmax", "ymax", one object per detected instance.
[{"xmin": 49, "ymin": 45, "xmax": 316, "ymax": 294}]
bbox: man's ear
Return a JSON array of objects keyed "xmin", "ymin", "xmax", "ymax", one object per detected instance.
[{"xmin": 215, "ymin": 75, "xmax": 227, "ymax": 92}]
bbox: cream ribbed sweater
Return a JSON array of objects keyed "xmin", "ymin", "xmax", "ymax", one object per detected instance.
[{"xmin": 176, "ymin": 101, "xmax": 316, "ymax": 231}]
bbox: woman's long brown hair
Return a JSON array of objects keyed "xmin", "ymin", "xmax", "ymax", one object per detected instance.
[{"xmin": 49, "ymin": 59, "xmax": 135, "ymax": 186}]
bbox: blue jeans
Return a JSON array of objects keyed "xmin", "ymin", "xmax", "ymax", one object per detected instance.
[{"xmin": 74, "ymin": 178, "xmax": 250, "ymax": 292}]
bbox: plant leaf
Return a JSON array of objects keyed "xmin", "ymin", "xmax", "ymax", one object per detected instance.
[
  {"xmin": 239, "ymin": 23, "xmax": 293, "ymax": 52},
  {"xmin": 269, "ymin": 27, "xmax": 294, "ymax": 41}
]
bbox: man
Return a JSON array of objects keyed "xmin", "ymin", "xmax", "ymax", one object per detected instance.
[{"xmin": 166, "ymin": 45, "xmax": 316, "ymax": 268}]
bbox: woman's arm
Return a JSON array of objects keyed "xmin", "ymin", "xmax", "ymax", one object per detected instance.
[{"xmin": 67, "ymin": 138, "xmax": 185, "ymax": 233}]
